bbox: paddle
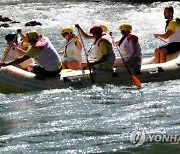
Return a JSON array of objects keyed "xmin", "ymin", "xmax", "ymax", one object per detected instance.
[
  {"xmin": 157, "ymin": 36, "xmax": 168, "ymax": 43},
  {"xmin": 1, "ymin": 32, "xmax": 18, "ymax": 62},
  {"xmin": 76, "ymin": 27, "xmax": 94, "ymax": 83},
  {"xmin": 58, "ymin": 38, "xmax": 74, "ymax": 53},
  {"xmin": 117, "ymin": 46, "xmax": 142, "ymax": 88}
]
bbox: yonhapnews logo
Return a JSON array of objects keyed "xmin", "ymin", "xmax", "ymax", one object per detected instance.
[{"xmin": 130, "ymin": 130, "xmax": 180, "ymax": 147}]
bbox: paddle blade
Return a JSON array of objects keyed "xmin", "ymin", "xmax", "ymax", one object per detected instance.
[{"xmin": 131, "ymin": 75, "xmax": 142, "ymax": 88}]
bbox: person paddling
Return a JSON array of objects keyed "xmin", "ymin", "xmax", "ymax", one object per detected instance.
[
  {"xmin": 113, "ymin": 23, "xmax": 142, "ymax": 74},
  {"xmin": 82, "ymin": 25, "xmax": 115, "ymax": 71},
  {"xmin": 154, "ymin": 6, "xmax": 180, "ymax": 63},
  {"xmin": 2, "ymin": 33, "xmax": 34, "ymax": 71},
  {"xmin": 75, "ymin": 24, "xmax": 115, "ymax": 45},
  {"xmin": 0, "ymin": 29, "xmax": 62, "ymax": 79},
  {"xmin": 59, "ymin": 27, "xmax": 82, "ymax": 70}
]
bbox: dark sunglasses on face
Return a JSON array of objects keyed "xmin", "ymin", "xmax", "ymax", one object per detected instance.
[{"xmin": 61, "ymin": 32, "xmax": 69, "ymax": 37}]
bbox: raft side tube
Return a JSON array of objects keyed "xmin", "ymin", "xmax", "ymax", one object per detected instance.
[{"xmin": 142, "ymin": 51, "xmax": 180, "ymax": 65}]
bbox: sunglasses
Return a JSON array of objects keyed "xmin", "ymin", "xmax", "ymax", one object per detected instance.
[{"xmin": 61, "ymin": 32, "xmax": 69, "ymax": 37}]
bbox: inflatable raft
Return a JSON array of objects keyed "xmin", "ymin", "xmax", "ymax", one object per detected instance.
[{"xmin": 0, "ymin": 51, "xmax": 179, "ymax": 93}]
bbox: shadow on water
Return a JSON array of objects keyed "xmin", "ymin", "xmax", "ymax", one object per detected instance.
[{"xmin": 0, "ymin": 117, "xmax": 12, "ymax": 136}]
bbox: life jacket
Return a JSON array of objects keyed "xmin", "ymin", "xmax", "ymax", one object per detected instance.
[
  {"xmin": 119, "ymin": 34, "xmax": 142, "ymax": 58},
  {"xmin": 63, "ymin": 38, "xmax": 82, "ymax": 62},
  {"xmin": 4, "ymin": 47, "xmax": 19, "ymax": 61},
  {"xmin": 91, "ymin": 34, "xmax": 115, "ymax": 67},
  {"xmin": 4, "ymin": 42, "xmax": 34, "ymax": 69},
  {"xmin": 103, "ymin": 33, "xmax": 116, "ymax": 48},
  {"xmin": 33, "ymin": 37, "xmax": 61, "ymax": 71}
]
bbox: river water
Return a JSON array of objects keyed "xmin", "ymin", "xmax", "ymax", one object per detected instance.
[{"xmin": 0, "ymin": 0, "xmax": 180, "ymax": 153}]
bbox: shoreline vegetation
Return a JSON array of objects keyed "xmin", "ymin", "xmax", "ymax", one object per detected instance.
[
  {"xmin": 0, "ymin": 0, "xmax": 171, "ymax": 4},
  {"xmin": 89, "ymin": 0, "xmax": 170, "ymax": 2},
  {"xmin": 59, "ymin": 0, "xmax": 171, "ymax": 3},
  {"xmin": 65, "ymin": 0, "xmax": 171, "ymax": 4}
]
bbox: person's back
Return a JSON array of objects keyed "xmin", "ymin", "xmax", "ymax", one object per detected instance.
[
  {"xmin": 0, "ymin": 30, "xmax": 62, "ymax": 78},
  {"xmin": 31, "ymin": 36, "xmax": 61, "ymax": 72},
  {"xmin": 113, "ymin": 23, "xmax": 142, "ymax": 72}
]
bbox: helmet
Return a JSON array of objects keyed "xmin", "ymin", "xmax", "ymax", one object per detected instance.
[
  {"xmin": 22, "ymin": 41, "xmax": 29, "ymax": 49},
  {"xmin": 5, "ymin": 33, "xmax": 16, "ymax": 41},
  {"xmin": 90, "ymin": 25, "xmax": 103, "ymax": 34},
  {"xmin": 26, "ymin": 30, "xmax": 39, "ymax": 41},
  {"xmin": 60, "ymin": 27, "xmax": 73, "ymax": 35},
  {"xmin": 119, "ymin": 24, "xmax": 132, "ymax": 32},
  {"xmin": 99, "ymin": 24, "xmax": 108, "ymax": 32}
]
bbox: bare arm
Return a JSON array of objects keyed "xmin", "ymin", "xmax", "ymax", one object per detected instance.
[
  {"xmin": 89, "ymin": 41, "xmax": 108, "ymax": 66},
  {"xmin": 75, "ymin": 24, "xmax": 94, "ymax": 40},
  {"xmin": 13, "ymin": 43, "xmax": 27, "ymax": 56},
  {"xmin": 74, "ymin": 35, "xmax": 82, "ymax": 50},
  {"xmin": 0, "ymin": 55, "xmax": 30, "ymax": 67},
  {"xmin": 91, "ymin": 55, "xmax": 108, "ymax": 66},
  {"xmin": 58, "ymin": 51, "xmax": 64, "ymax": 56},
  {"xmin": 115, "ymin": 40, "xmax": 120, "ymax": 47},
  {"xmin": 1, "ymin": 54, "xmax": 9, "ymax": 63},
  {"xmin": 154, "ymin": 30, "xmax": 174, "ymax": 39},
  {"xmin": 17, "ymin": 29, "xmax": 29, "ymax": 43}
]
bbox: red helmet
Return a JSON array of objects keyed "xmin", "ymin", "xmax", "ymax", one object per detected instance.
[{"xmin": 90, "ymin": 25, "xmax": 103, "ymax": 34}]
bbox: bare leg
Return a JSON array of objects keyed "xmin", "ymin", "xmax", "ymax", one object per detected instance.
[
  {"xmin": 154, "ymin": 48, "xmax": 160, "ymax": 64},
  {"xmin": 62, "ymin": 62, "xmax": 68, "ymax": 69},
  {"xmin": 81, "ymin": 63, "xmax": 88, "ymax": 69},
  {"xmin": 66, "ymin": 60, "xmax": 81, "ymax": 70},
  {"xmin": 159, "ymin": 49, "xmax": 168, "ymax": 63},
  {"xmin": 113, "ymin": 58, "xmax": 125, "ymax": 68},
  {"xmin": 27, "ymin": 63, "xmax": 36, "ymax": 72},
  {"xmin": 81, "ymin": 60, "xmax": 96, "ymax": 70}
]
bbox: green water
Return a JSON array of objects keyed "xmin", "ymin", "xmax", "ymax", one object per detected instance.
[{"xmin": 0, "ymin": 1, "xmax": 180, "ymax": 153}]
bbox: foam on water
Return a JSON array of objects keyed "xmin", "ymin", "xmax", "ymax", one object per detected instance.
[
  {"xmin": 0, "ymin": 1, "xmax": 180, "ymax": 153},
  {"xmin": 0, "ymin": 1, "xmax": 180, "ymax": 53}
]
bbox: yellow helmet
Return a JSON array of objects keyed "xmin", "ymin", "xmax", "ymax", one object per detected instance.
[
  {"xmin": 99, "ymin": 24, "xmax": 108, "ymax": 32},
  {"xmin": 22, "ymin": 41, "xmax": 29, "ymax": 49},
  {"xmin": 60, "ymin": 27, "xmax": 73, "ymax": 35},
  {"xmin": 119, "ymin": 24, "xmax": 132, "ymax": 32},
  {"xmin": 26, "ymin": 30, "xmax": 39, "ymax": 41}
]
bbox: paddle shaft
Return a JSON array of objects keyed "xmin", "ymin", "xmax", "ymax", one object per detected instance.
[
  {"xmin": 117, "ymin": 46, "xmax": 132, "ymax": 75},
  {"xmin": 116, "ymin": 46, "xmax": 142, "ymax": 88},
  {"xmin": 157, "ymin": 36, "xmax": 168, "ymax": 43},
  {"xmin": 76, "ymin": 28, "xmax": 94, "ymax": 83},
  {"xmin": 58, "ymin": 38, "xmax": 74, "ymax": 52}
]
